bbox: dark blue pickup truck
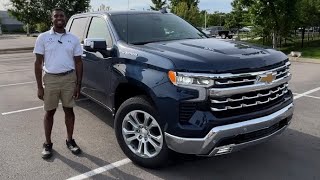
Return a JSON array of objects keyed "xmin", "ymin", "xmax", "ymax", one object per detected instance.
[{"xmin": 66, "ymin": 10, "xmax": 294, "ymax": 168}]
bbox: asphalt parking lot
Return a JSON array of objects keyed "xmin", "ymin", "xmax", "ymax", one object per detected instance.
[{"xmin": 0, "ymin": 52, "xmax": 319, "ymax": 180}]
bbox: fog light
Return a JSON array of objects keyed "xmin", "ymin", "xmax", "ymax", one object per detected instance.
[{"xmin": 215, "ymin": 145, "xmax": 233, "ymax": 155}]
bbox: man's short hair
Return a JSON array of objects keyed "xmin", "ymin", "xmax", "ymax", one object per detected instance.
[{"xmin": 52, "ymin": 7, "xmax": 65, "ymax": 14}]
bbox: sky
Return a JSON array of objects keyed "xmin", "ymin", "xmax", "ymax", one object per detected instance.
[{"xmin": 0, "ymin": 0, "xmax": 233, "ymax": 13}]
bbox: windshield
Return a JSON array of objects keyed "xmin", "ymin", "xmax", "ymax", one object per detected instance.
[{"xmin": 110, "ymin": 13, "xmax": 206, "ymax": 45}]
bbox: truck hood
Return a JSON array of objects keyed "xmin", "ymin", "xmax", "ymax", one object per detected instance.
[{"xmin": 136, "ymin": 38, "xmax": 288, "ymax": 73}]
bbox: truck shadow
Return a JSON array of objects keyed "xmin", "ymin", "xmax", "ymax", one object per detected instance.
[
  {"xmin": 50, "ymin": 150, "xmax": 141, "ymax": 180},
  {"xmin": 145, "ymin": 129, "xmax": 320, "ymax": 180},
  {"xmin": 76, "ymin": 99, "xmax": 114, "ymax": 128},
  {"xmin": 76, "ymin": 100, "xmax": 320, "ymax": 179}
]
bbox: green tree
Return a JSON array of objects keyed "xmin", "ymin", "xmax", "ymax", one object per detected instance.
[
  {"xmin": 8, "ymin": 0, "xmax": 90, "ymax": 32},
  {"xmin": 297, "ymin": 0, "xmax": 320, "ymax": 47},
  {"xmin": 171, "ymin": 1, "xmax": 201, "ymax": 27},
  {"xmin": 233, "ymin": 0, "xmax": 300, "ymax": 48},
  {"xmin": 150, "ymin": 0, "xmax": 167, "ymax": 11},
  {"xmin": 207, "ymin": 12, "xmax": 228, "ymax": 27},
  {"xmin": 170, "ymin": 0, "xmax": 199, "ymax": 8}
]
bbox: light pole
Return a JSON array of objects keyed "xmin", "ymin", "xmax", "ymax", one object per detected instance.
[
  {"xmin": 26, "ymin": 0, "xmax": 31, "ymax": 37},
  {"xmin": 204, "ymin": 9, "xmax": 210, "ymax": 29}
]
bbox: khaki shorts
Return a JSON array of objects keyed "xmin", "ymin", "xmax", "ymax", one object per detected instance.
[{"xmin": 43, "ymin": 71, "xmax": 76, "ymax": 111}]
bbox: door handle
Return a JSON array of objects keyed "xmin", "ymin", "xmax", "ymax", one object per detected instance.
[{"xmin": 81, "ymin": 54, "xmax": 87, "ymax": 57}]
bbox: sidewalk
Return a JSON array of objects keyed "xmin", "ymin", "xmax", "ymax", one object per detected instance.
[
  {"xmin": 0, "ymin": 35, "xmax": 36, "ymax": 54},
  {"xmin": 289, "ymin": 56, "xmax": 320, "ymax": 64}
]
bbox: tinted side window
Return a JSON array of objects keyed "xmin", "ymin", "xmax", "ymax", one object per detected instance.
[
  {"xmin": 69, "ymin": 17, "xmax": 88, "ymax": 42},
  {"xmin": 87, "ymin": 17, "xmax": 112, "ymax": 47}
]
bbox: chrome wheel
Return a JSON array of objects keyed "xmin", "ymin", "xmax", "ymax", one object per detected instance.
[{"xmin": 122, "ymin": 110, "xmax": 163, "ymax": 158}]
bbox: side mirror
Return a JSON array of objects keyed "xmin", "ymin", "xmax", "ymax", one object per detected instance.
[{"xmin": 83, "ymin": 38, "xmax": 107, "ymax": 52}]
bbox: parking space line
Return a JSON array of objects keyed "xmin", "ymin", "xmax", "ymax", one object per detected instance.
[
  {"xmin": 294, "ymin": 87, "xmax": 320, "ymax": 100},
  {"xmin": 0, "ymin": 69, "xmax": 32, "ymax": 74},
  {"xmin": 1, "ymin": 98, "xmax": 89, "ymax": 116},
  {"xmin": 1, "ymin": 105, "xmax": 44, "ymax": 115},
  {"xmin": 0, "ymin": 81, "xmax": 36, "ymax": 88},
  {"xmin": 293, "ymin": 93, "xmax": 320, "ymax": 100},
  {"xmin": 66, "ymin": 158, "xmax": 131, "ymax": 180}
]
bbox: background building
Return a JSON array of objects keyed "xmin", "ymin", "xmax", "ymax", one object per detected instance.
[{"xmin": 0, "ymin": 10, "xmax": 24, "ymax": 33}]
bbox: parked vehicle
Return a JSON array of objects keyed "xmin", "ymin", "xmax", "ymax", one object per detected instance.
[
  {"xmin": 66, "ymin": 11, "xmax": 294, "ymax": 168},
  {"xmin": 199, "ymin": 27, "xmax": 211, "ymax": 37},
  {"xmin": 207, "ymin": 26, "xmax": 233, "ymax": 39}
]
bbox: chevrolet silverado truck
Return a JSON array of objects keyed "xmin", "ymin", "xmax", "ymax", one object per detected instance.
[{"xmin": 66, "ymin": 11, "xmax": 294, "ymax": 168}]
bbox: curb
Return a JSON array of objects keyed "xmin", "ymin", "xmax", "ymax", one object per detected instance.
[
  {"xmin": 0, "ymin": 47, "xmax": 34, "ymax": 55},
  {"xmin": 289, "ymin": 57, "xmax": 320, "ymax": 64}
]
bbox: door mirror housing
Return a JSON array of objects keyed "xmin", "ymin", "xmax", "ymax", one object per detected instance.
[{"xmin": 83, "ymin": 38, "xmax": 107, "ymax": 52}]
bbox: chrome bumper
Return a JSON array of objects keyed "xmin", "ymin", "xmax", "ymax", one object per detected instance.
[{"xmin": 165, "ymin": 103, "xmax": 294, "ymax": 156}]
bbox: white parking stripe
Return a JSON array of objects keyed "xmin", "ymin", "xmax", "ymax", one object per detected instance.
[
  {"xmin": 294, "ymin": 87, "xmax": 320, "ymax": 100},
  {"xmin": 293, "ymin": 93, "xmax": 320, "ymax": 100},
  {"xmin": 1, "ymin": 98, "xmax": 88, "ymax": 116},
  {"xmin": 0, "ymin": 81, "xmax": 36, "ymax": 88},
  {"xmin": 0, "ymin": 69, "xmax": 32, "ymax": 74},
  {"xmin": 66, "ymin": 158, "xmax": 131, "ymax": 180},
  {"xmin": 305, "ymin": 95, "xmax": 320, "ymax": 100},
  {"xmin": 1, "ymin": 105, "xmax": 44, "ymax": 115}
]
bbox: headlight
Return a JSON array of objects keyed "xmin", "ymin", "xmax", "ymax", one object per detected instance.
[{"xmin": 168, "ymin": 71, "xmax": 214, "ymax": 87}]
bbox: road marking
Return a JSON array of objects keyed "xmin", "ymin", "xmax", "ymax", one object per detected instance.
[
  {"xmin": 0, "ymin": 81, "xmax": 36, "ymax": 88},
  {"xmin": 1, "ymin": 105, "xmax": 44, "ymax": 115},
  {"xmin": 66, "ymin": 158, "xmax": 131, "ymax": 180},
  {"xmin": 1, "ymin": 98, "xmax": 89, "ymax": 116},
  {"xmin": 0, "ymin": 69, "xmax": 31, "ymax": 74},
  {"xmin": 293, "ymin": 93, "xmax": 320, "ymax": 100},
  {"xmin": 294, "ymin": 87, "xmax": 320, "ymax": 100}
]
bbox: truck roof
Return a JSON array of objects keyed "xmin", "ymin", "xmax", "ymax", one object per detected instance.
[{"xmin": 74, "ymin": 10, "xmax": 168, "ymax": 17}]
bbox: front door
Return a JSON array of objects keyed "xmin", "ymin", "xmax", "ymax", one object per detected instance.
[{"xmin": 81, "ymin": 16, "xmax": 114, "ymax": 107}]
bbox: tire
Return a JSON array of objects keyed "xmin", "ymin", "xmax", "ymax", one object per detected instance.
[{"xmin": 114, "ymin": 96, "xmax": 169, "ymax": 169}]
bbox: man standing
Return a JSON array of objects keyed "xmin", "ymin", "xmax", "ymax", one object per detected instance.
[{"xmin": 33, "ymin": 8, "xmax": 83, "ymax": 159}]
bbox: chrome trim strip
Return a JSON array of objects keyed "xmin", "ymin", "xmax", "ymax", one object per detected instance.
[
  {"xmin": 215, "ymin": 79, "xmax": 256, "ymax": 85},
  {"xmin": 209, "ymin": 74, "xmax": 291, "ymax": 97},
  {"xmin": 177, "ymin": 62, "xmax": 290, "ymax": 79},
  {"xmin": 208, "ymin": 125, "xmax": 288, "ymax": 156},
  {"xmin": 165, "ymin": 103, "xmax": 294, "ymax": 155}
]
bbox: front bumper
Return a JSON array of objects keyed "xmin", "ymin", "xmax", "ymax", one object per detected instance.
[{"xmin": 165, "ymin": 103, "xmax": 294, "ymax": 156}]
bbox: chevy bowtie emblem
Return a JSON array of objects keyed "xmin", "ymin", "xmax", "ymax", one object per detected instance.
[{"xmin": 257, "ymin": 72, "xmax": 276, "ymax": 84}]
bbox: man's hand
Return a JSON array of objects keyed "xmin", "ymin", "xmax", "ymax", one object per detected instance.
[
  {"xmin": 73, "ymin": 84, "xmax": 81, "ymax": 100},
  {"xmin": 38, "ymin": 87, "xmax": 44, "ymax": 100}
]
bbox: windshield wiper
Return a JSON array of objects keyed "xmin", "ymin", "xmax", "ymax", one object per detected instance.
[{"xmin": 132, "ymin": 41, "xmax": 162, "ymax": 45}]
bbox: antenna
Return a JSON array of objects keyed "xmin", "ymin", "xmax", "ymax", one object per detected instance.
[{"xmin": 127, "ymin": 0, "xmax": 129, "ymax": 10}]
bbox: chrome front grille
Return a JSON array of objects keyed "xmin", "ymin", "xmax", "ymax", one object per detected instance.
[
  {"xmin": 214, "ymin": 62, "xmax": 291, "ymax": 88},
  {"xmin": 211, "ymin": 83, "xmax": 289, "ymax": 112}
]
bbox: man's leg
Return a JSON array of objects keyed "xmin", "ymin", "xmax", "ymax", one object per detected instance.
[
  {"xmin": 61, "ymin": 72, "xmax": 81, "ymax": 154},
  {"xmin": 44, "ymin": 109, "xmax": 56, "ymax": 144},
  {"xmin": 63, "ymin": 107, "xmax": 81, "ymax": 154},
  {"xmin": 63, "ymin": 107, "xmax": 74, "ymax": 141},
  {"xmin": 42, "ymin": 73, "xmax": 60, "ymax": 159}
]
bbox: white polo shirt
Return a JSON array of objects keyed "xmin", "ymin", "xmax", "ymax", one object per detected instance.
[{"xmin": 33, "ymin": 27, "xmax": 83, "ymax": 74}]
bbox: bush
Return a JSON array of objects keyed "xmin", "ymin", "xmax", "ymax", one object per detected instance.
[
  {"xmin": 23, "ymin": 24, "xmax": 36, "ymax": 33},
  {"xmin": 36, "ymin": 23, "xmax": 48, "ymax": 32}
]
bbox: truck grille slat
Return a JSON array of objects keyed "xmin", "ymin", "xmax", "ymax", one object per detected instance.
[
  {"xmin": 213, "ymin": 62, "xmax": 290, "ymax": 88},
  {"xmin": 211, "ymin": 84, "xmax": 289, "ymax": 112},
  {"xmin": 211, "ymin": 84, "xmax": 288, "ymax": 104}
]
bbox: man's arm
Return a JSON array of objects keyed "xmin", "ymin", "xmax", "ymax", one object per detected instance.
[
  {"xmin": 73, "ymin": 56, "xmax": 83, "ymax": 99},
  {"xmin": 35, "ymin": 54, "xmax": 44, "ymax": 100}
]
